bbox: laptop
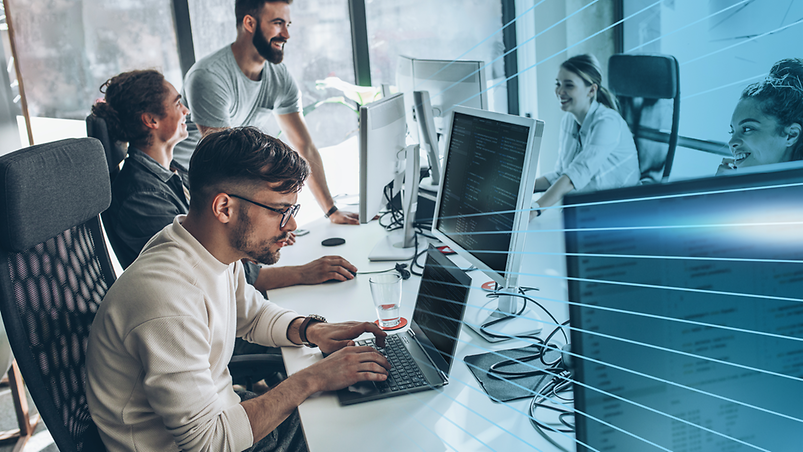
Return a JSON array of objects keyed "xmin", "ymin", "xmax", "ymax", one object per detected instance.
[{"xmin": 336, "ymin": 245, "xmax": 472, "ymax": 405}]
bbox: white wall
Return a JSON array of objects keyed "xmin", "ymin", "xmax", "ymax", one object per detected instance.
[{"xmin": 516, "ymin": 0, "xmax": 616, "ymax": 177}]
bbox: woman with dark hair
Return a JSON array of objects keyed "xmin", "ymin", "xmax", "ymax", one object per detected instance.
[
  {"xmin": 95, "ymin": 70, "xmax": 357, "ymax": 291},
  {"xmin": 93, "ymin": 69, "xmax": 192, "ymax": 268},
  {"xmin": 718, "ymin": 59, "xmax": 803, "ymax": 173},
  {"xmin": 533, "ymin": 54, "xmax": 639, "ymax": 213}
]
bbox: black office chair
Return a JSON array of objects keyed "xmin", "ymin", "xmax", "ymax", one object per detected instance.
[
  {"xmin": 0, "ymin": 138, "xmax": 111, "ymax": 452},
  {"xmin": 86, "ymin": 114, "xmax": 127, "ymax": 183},
  {"xmin": 85, "ymin": 113, "xmax": 132, "ymax": 268},
  {"xmin": 608, "ymin": 54, "xmax": 680, "ymax": 183}
]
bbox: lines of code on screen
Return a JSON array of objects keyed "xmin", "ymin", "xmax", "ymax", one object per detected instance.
[{"xmin": 436, "ymin": 112, "xmax": 530, "ymax": 276}]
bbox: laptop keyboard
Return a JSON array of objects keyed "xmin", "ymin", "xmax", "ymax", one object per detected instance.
[{"xmin": 356, "ymin": 335, "xmax": 429, "ymax": 393}]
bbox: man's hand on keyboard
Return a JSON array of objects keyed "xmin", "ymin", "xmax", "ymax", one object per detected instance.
[
  {"xmin": 298, "ymin": 346, "xmax": 391, "ymax": 392},
  {"xmin": 306, "ymin": 321, "xmax": 388, "ymax": 355}
]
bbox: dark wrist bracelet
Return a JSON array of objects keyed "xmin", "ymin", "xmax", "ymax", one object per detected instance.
[{"xmin": 324, "ymin": 205, "xmax": 338, "ymax": 218}]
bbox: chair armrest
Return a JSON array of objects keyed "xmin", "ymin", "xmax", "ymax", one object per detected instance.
[{"xmin": 229, "ymin": 354, "xmax": 286, "ymax": 391}]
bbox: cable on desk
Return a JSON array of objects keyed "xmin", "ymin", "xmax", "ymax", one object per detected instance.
[
  {"xmin": 528, "ymin": 369, "xmax": 575, "ymax": 452},
  {"xmin": 378, "ymin": 184, "xmax": 404, "ymax": 231},
  {"xmin": 478, "ymin": 287, "xmax": 566, "ymax": 348}
]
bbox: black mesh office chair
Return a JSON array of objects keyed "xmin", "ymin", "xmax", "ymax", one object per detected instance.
[
  {"xmin": 0, "ymin": 138, "xmax": 111, "ymax": 452},
  {"xmin": 608, "ymin": 54, "xmax": 680, "ymax": 183}
]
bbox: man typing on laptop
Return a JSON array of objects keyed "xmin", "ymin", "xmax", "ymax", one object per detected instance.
[{"xmin": 85, "ymin": 127, "xmax": 390, "ymax": 452}]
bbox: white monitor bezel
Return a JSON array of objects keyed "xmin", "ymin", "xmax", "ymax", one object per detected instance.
[
  {"xmin": 396, "ymin": 56, "xmax": 488, "ymax": 143},
  {"xmin": 358, "ymin": 92, "xmax": 407, "ymax": 224},
  {"xmin": 430, "ymin": 106, "xmax": 544, "ymax": 287}
]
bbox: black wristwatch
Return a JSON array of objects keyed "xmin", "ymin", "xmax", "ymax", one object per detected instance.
[
  {"xmin": 324, "ymin": 205, "xmax": 338, "ymax": 218},
  {"xmin": 299, "ymin": 314, "xmax": 327, "ymax": 348}
]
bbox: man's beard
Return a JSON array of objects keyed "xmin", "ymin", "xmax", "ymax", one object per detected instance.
[
  {"xmin": 253, "ymin": 21, "xmax": 285, "ymax": 64},
  {"xmin": 232, "ymin": 207, "xmax": 286, "ymax": 265}
]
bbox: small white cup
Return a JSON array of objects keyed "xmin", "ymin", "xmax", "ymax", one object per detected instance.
[{"xmin": 369, "ymin": 273, "xmax": 402, "ymax": 329}]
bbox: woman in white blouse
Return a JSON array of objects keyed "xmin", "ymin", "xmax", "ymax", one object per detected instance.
[{"xmin": 533, "ymin": 54, "xmax": 639, "ymax": 214}]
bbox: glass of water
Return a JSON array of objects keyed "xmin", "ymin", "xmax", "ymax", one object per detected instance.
[{"xmin": 369, "ymin": 273, "xmax": 402, "ymax": 329}]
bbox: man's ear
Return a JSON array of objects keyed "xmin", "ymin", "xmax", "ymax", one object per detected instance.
[
  {"xmin": 786, "ymin": 123, "xmax": 801, "ymax": 147},
  {"xmin": 211, "ymin": 193, "xmax": 236, "ymax": 225},
  {"xmin": 242, "ymin": 14, "xmax": 258, "ymax": 34},
  {"xmin": 141, "ymin": 112, "xmax": 158, "ymax": 131}
]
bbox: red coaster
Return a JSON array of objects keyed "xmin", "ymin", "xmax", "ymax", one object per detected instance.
[
  {"xmin": 374, "ymin": 317, "xmax": 408, "ymax": 331},
  {"xmin": 481, "ymin": 281, "xmax": 497, "ymax": 291}
]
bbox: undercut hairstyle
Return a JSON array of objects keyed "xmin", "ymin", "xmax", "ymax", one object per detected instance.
[
  {"xmin": 741, "ymin": 63, "xmax": 803, "ymax": 161},
  {"xmin": 91, "ymin": 70, "xmax": 169, "ymax": 145},
  {"xmin": 188, "ymin": 126, "xmax": 309, "ymax": 210},
  {"xmin": 561, "ymin": 54, "xmax": 619, "ymax": 112},
  {"xmin": 235, "ymin": 0, "xmax": 292, "ymax": 28}
]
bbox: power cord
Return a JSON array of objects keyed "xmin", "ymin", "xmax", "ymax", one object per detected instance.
[
  {"xmin": 487, "ymin": 319, "xmax": 570, "ymax": 379},
  {"xmin": 356, "ymin": 263, "xmax": 411, "ymax": 280},
  {"xmin": 478, "ymin": 286, "xmax": 566, "ymax": 348}
]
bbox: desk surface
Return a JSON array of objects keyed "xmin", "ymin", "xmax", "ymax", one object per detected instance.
[{"xmin": 271, "ymin": 213, "xmax": 574, "ymax": 452}]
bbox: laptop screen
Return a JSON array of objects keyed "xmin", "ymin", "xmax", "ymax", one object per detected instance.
[
  {"xmin": 564, "ymin": 169, "xmax": 803, "ymax": 452},
  {"xmin": 412, "ymin": 246, "xmax": 472, "ymax": 372}
]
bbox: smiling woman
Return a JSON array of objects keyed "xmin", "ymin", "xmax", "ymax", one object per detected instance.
[
  {"xmin": 719, "ymin": 62, "xmax": 803, "ymax": 174},
  {"xmin": 532, "ymin": 54, "xmax": 639, "ymax": 211}
]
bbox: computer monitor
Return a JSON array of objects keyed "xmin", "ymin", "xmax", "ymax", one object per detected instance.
[
  {"xmin": 359, "ymin": 92, "xmax": 423, "ymax": 261},
  {"xmin": 397, "ymin": 56, "xmax": 488, "ymax": 193},
  {"xmin": 565, "ymin": 168, "xmax": 803, "ymax": 452},
  {"xmin": 431, "ymin": 106, "xmax": 544, "ymax": 342},
  {"xmin": 358, "ymin": 92, "xmax": 407, "ymax": 224}
]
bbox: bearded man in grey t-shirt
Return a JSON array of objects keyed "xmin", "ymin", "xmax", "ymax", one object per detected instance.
[{"xmin": 176, "ymin": 0, "xmax": 358, "ymax": 225}]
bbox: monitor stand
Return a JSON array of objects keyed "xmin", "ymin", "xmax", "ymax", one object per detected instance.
[
  {"xmin": 464, "ymin": 286, "xmax": 542, "ymax": 342},
  {"xmin": 369, "ymin": 144, "xmax": 425, "ymax": 261},
  {"xmin": 418, "ymin": 176, "xmax": 438, "ymax": 194}
]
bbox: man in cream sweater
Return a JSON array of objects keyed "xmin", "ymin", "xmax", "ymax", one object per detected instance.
[{"xmin": 86, "ymin": 127, "xmax": 390, "ymax": 452}]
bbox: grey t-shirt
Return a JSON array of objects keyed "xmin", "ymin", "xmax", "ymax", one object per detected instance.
[{"xmin": 173, "ymin": 45, "xmax": 303, "ymax": 167}]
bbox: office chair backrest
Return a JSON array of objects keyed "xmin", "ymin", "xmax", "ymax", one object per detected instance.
[
  {"xmin": 86, "ymin": 114, "xmax": 127, "ymax": 183},
  {"xmin": 608, "ymin": 54, "xmax": 680, "ymax": 183},
  {"xmin": 86, "ymin": 113, "xmax": 128, "ymax": 266},
  {"xmin": 0, "ymin": 138, "xmax": 114, "ymax": 452}
]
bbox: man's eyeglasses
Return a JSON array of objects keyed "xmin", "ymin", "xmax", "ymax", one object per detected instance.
[{"xmin": 228, "ymin": 194, "xmax": 300, "ymax": 228}]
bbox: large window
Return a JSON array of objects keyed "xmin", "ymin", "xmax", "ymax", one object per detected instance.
[
  {"xmin": 7, "ymin": 0, "xmax": 182, "ymax": 120},
  {"xmin": 188, "ymin": 0, "xmax": 358, "ymax": 148},
  {"xmin": 365, "ymin": 0, "xmax": 508, "ymax": 113},
  {"xmin": 623, "ymin": 0, "xmax": 803, "ymax": 180}
]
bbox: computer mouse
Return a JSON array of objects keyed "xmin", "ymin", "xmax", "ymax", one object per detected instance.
[{"xmin": 321, "ymin": 237, "xmax": 346, "ymax": 247}]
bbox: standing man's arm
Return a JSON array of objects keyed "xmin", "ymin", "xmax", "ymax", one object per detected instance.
[{"xmin": 276, "ymin": 112, "xmax": 359, "ymax": 225}]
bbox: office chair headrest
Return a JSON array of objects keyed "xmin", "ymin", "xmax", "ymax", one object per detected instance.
[
  {"xmin": 86, "ymin": 114, "xmax": 127, "ymax": 173},
  {"xmin": 0, "ymin": 138, "xmax": 110, "ymax": 252},
  {"xmin": 608, "ymin": 54, "xmax": 679, "ymax": 100}
]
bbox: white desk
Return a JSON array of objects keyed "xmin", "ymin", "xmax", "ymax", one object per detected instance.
[{"xmin": 270, "ymin": 212, "xmax": 574, "ymax": 452}]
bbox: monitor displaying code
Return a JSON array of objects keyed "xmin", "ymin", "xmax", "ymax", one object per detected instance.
[
  {"xmin": 566, "ymin": 171, "xmax": 803, "ymax": 452},
  {"xmin": 436, "ymin": 111, "xmax": 530, "ymax": 276}
]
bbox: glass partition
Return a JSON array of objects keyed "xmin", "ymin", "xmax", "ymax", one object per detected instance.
[{"xmin": 623, "ymin": 0, "xmax": 803, "ymax": 180}]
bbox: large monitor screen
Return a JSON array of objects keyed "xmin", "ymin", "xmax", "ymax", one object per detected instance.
[
  {"xmin": 433, "ymin": 109, "xmax": 538, "ymax": 283},
  {"xmin": 565, "ymin": 168, "xmax": 803, "ymax": 452}
]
